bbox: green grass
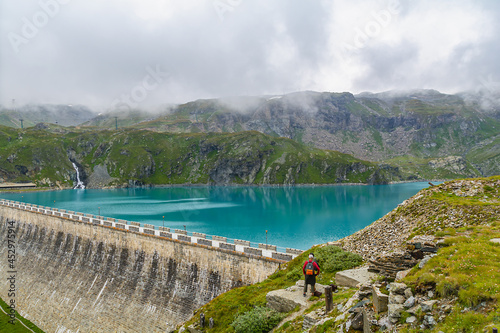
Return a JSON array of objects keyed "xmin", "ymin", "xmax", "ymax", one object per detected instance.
[
  {"xmin": 177, "ymin": 245, "xmax": 363, "ymax": 332},
  {"xmin": 230, "ymin": 306, "xmax": 286, "ymax": 333},
  {"xmin": 0, "ymin": 125, "xmax": 402, "ymax": 186},
  {"xmin": 359, "ymin": 98, "xmax": 389, "ymax": 116},
  {"xmin": 400, "ymin": 224, "xmax": 500, "ymax": 332},
  {"xmin": 0, "ymin": 297, "xmax": 44, "ymax": 333}
]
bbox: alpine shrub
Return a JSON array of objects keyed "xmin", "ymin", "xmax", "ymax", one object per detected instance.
[
  {"xmin": 231, "ymin": 306, "xmax": 285, "ymax": 333},
  {"xmin": 314, "ymin": 245, "xmax": 363, "ymax": 273}
]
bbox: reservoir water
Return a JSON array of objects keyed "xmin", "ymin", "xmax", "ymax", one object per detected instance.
[{"xmin": 1, "ymin": 183, "xmax": 431, "ymax": 250}]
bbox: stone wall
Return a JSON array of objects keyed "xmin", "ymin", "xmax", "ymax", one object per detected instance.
[{"xmin": 0, "ymin": 206, "xmax": 281, "ymax": 332}]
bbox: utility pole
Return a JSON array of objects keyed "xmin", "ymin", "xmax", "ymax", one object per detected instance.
[
  {"xmin": 114, "ymin": 116, "xmax": 118, "ymax": 130},
  {"xmin": 266, "ymin": 230, "xmax": 268, "ymax": 249}
]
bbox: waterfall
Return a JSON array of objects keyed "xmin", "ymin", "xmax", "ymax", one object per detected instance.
[{"xmin": 72, "ymin": 162, "xmax": 86, "ymax": 189}]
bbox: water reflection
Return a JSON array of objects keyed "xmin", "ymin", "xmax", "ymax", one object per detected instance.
[{"xmin": 1, "ymin": 183, "xmax": 430, "ymax": 249}]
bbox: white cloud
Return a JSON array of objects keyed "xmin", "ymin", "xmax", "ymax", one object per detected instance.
[{"xmin": 0, "ymin": 0, "xmax": 498, "ymax": 108}]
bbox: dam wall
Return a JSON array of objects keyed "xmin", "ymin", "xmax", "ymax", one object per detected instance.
[{"xmin": 0, "ymin": 201, "xmax": 287, "ymax": 332}]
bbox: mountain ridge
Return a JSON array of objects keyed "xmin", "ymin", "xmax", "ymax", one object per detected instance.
[{"xmin": 1, "ymin": 89, "xmax": 499, "ymax": 179}]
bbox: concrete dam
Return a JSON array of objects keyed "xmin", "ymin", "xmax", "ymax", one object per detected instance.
[{"xmin": 0, "ymin": 200, "xmax": 300, "ymax": 332}]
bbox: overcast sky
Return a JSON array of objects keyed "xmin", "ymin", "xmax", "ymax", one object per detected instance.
[{"xmin": 1, "ymin": 0, "xmax": 499, "ymax": 109}]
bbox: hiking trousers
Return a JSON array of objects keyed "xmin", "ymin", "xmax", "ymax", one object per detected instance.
[{"xmin": 304, "ymin": 275, "xmax": 316, "ymax": 294}]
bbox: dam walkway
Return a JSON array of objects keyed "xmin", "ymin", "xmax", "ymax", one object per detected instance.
[{"xmin": 0, "ymin": 199, "xmax": 301, "ymax": 261}]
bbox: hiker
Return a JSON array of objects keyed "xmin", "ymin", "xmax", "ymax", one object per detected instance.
[{"xmin": 303, "ymin": 253, "xmax": 320, "ymax": 297}]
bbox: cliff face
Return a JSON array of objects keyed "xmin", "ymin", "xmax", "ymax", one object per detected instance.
[{"xmin": 136, "ymin": 90, "xmax": 499, "ymax": 175}]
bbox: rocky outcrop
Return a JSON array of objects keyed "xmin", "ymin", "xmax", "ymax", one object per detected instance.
[
  {"xmin": 146, "ymin": 90, "xmax": 500, "ymax": 176},
  {"xmin": 368, "ymin": 252, "xmax": 419, "ymax": 279},
  {"xmin": 266, "ymin": 280, "xmax": 329, "ymax": 313},
  {"xmin": 335, "ymin": 267, "xmax": 379, "ymax": 288},
  {"xmin": 86, "ymin": 164, "xmax": 117, "ymax": 188}
]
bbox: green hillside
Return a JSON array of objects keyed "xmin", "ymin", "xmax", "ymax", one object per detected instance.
[{"xmin": 0, "ymin": 126, "xmax": 406, "ymax": 187}]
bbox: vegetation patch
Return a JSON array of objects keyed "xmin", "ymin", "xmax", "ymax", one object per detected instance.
[
  {"xmin": 0, "ymin": 297, "xmax": 45, "ymax": 333},
  {"xmin": 230, "ymin": 306, "xmax": 285, "ymax": 333},
  {"xmin": 401, "ymin": 223, "xmax": 500, "ymax": 331},
  {"xmin": 178, "ymin": 245, "xmax": 363, "ymax": 332}
]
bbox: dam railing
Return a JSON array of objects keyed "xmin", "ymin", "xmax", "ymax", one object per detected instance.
[{"xmin": 0, "ymin": 199, "xmax": 303, "ymax": 262}]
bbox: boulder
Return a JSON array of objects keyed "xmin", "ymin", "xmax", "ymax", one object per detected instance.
[
  {"xmin": 302, "ymin": 311, "xmax": 322, "ymax": 330},
  {"xmin": 395, "ymin": 269, "xmax": 411, "ymax": 281},
  {"xmin": 388, "ymin": 282, "xmax": 407, "ymax": 295},
  {"xmin": 389, "ymin": 294, "xmax": 405, "ymax": 304},
  {"xmin": 424, "ymin": 315, "xmax": 437, "ymax": 326},
  {"xmin": 404, "ymin": 288, "xmax": 413, "ymax": 299},
  {"xmin": 266, "ymin": 288, "xmax": 307, "ymax": 312},
  {"xmin": 407, "ymin": 304, "xmax": 421, "ymax": 315},
  {"xmin": 351, "ymin": 312, "xmax": 363, "ymax": 330},
  {"xmin": 403, "ymin": 296, "xmax": 415, "ymax": 309},
  {"xmin": 335, "ymin": 267, "xmax": 379, "ymax": 288},
  {"xmin": 372, "ymin": 285, "xmax": 389, "ymax": 314},
  {"xmin": 388, "ymin": 304, "xmax": 404, "ymax": 321},
  {"xmin": 421, "ymin": 300, "xmax": 438, "ymax": 312},
  {"xmin": 490, "ymin": 238, "xmax": 500, "ymax": 244},
  {"xmin": 378, "ymin": 316, "xmax": 392, "ymax": 330}
]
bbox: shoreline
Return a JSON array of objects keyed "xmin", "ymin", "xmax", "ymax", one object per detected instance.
[{"xmin": 0, "ymin": 178, "xmax": 448, "ymax": 193}]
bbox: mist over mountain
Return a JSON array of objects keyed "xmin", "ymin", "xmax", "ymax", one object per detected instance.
[
  {"xmin": 1, "ymin": 89, "xmax": 499, "ymax": 178},
  {"xmin": 0, "ymin": 104, "xmax": 96, "ymax": 128},
  {"xmin": 118, "ymin": 89, "xmax": 499, "ymax": 176}
]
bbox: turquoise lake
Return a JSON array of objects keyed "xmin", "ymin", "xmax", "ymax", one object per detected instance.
[{"xmin": 1, "ymin": 183, "xmax": 431, "ymax": 250}]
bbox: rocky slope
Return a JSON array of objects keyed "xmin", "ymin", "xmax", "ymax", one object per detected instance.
[
  {"xmin": 340, "ymin": 176, "xmax": 500, "ymax": 260},
  {"xmin": 128, "ymin": 90, "xmax": 500, "ymax": 176}
]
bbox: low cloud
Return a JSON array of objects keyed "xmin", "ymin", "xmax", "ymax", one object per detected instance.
[{"xmin": 1, "ymin": 0, "xmax": 499, "ymax": 109}]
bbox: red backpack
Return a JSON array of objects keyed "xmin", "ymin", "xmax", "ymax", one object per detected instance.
[{"xmin": 305, "ymin": 261, "xmax": 316, "ymax": 275}]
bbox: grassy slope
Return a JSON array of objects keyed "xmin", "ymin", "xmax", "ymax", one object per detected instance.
[
  {"xmin": 0, "ymin": 126, "xmax": 402, "ymax": 186},
  {"xmin": 0, "ymin": 297, "xmax": 44, "ymax": 333},
  {"xmin": 177, "ymin": 245, "xmax": 362, "ymax": 333},
  {"xmin": 176, "ymin": 176, "xmax": 500, "ymax": 332},
  {"xmin": 401, "ymin": 224, "xmax": 500, "ymax": 332}
]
